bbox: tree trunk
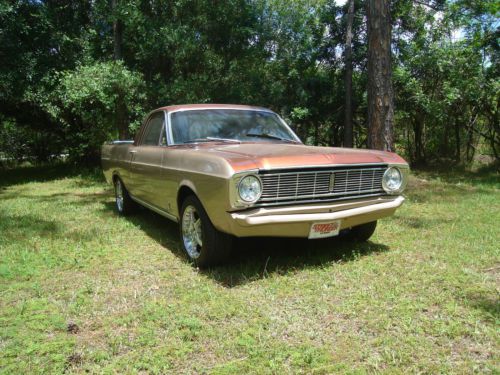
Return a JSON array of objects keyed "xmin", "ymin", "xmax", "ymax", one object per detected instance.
[
  {"xmin": 112, "ymin": 0, "xmax": 123, "ymax": 61},
  {"xmin": 112, "ymin": 0, "xmax": 129, "ymax": 140},
  {"xmin": 366, "ymin": 0, "xmax": 394, "ymax": 151},
  {"xmin": 314, "ymin": 122, "xmax": 319, "ymax": 145},
  {"xmin": 413, "ymin": 116, "xmax": 425, "ymax": 165},
  {"xmin": 465, "ymin": 111, "xmax": 477, "ymax": 163},
  {"xmin": 343, "ymin": 0, "xmax": 355, "ymax": 148},
  {"xmin": 442, "ymin": 120, "xmax": 450, "ymax": 157}
]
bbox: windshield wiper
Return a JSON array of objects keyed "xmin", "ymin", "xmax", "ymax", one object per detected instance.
[
  {"xmin": 246, "ymin": 133, "xmax": 298, "ymax": 143},
  {"xmin": 184, "ymin": 137, "xmax": 241, "ymax": 144}
]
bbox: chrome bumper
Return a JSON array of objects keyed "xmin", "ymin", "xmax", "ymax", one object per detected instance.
[{"xmin": 225, "ymin": 196, "xmax": 404, "ymax": 238}]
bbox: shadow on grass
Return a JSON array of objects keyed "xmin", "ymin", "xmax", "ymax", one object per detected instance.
[
  {"xmin": 392, "ymin": 214, "xmax": 455, "ymax": 229},
  {"xmin": 0, "ymin": 190, "xmax": 111, "ymax": 202},
  {"xmin": 204, "ymin": 237, "xmax": 389, "ymax": 288},
  {"xmin": 1, "ymin": 163, "xmax": 401, "ymax": 287},
  {"xmin": 0, "ymin": 209, "xmax": 62, "ymax": 238},
  {"xmin": 101, "ymin": 201, "xmax": 184, "ymax": 257},
  {"xmin": 466, "ymin": 292, "xmax": 500, "ymax": 322},
  {"xmin": 103, "ymin": 201, "xmax": 389, "ymax": 288},
  {"xmin": 411, "ymin": 164, "xmax": 499, "ymax": 189},
  {"xmin": 406, "ymin": 166, "xmax": 499, "ymax": 204},
  {"xmin": 0, "ymin": 163, "xmax": 104, "ymax": 189}
]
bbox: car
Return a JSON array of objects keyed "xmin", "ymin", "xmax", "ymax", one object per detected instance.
[{"xmin": 102, "ymin": 104, "xmax": 409, "ymax": 267}]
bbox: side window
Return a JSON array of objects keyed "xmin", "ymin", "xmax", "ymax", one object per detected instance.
[{"xmin": 141, "ymin": 112, "xmax": 165, "ymax": 146}]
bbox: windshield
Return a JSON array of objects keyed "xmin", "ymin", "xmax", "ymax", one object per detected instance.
[{"xmin": 170, "ymin": 109, "xmax": 300, "ymax": 144}]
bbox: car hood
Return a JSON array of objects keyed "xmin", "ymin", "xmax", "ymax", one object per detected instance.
[{"xmin": 195, "ymin": 142, "xmax": 407, "ymax": 172}]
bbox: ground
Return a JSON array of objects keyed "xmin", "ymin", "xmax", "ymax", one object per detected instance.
[{"xmin": 0, "ymin": 165, "xmax": 498, "ymax": 374}]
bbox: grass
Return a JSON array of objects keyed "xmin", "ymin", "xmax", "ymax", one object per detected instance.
[{"xmin": 0, "ymin": 164, "xmax": 499, "ymax": 374}]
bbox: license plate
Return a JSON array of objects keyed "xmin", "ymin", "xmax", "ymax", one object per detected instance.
[{"xmin": 308, "ymin": 220, "xmax": 341, "ymax": 239}]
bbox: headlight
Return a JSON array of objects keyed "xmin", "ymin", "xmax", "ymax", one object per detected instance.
[
  {"xmin": 382, "ymin": 167, "xmax": 403, "ymax": 193},
  {"xmin": 238, "ymin": 175, "xmax": 262, "ymax": 203}
]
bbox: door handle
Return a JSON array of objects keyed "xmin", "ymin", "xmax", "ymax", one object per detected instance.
[{"xmin": 129, "ymin": 150, "xmax": 137, "ymax": 162}]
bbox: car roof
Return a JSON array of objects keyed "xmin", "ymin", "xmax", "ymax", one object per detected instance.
[{"xmin": 157, "ymin": 104, "xmax": 272, "ymax": 112}]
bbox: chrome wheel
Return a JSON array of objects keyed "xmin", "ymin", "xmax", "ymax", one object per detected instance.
[
  {"xmin": 115, "ymin": 179, "xmax": 124, "ymax": 212},
  {"xmin": 181, "ymin": 205, "xmax": 203, "ymax": 259},
  {"xmin": 179, "ymin": 195, "xmax": 233, "ymax": 267}
]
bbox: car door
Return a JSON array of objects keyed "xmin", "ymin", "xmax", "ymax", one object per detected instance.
[{"xmin": 128, "ymin": 111, "xmax": 168, "ymax": 208}]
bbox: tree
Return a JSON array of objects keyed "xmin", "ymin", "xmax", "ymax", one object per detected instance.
[
  {"xmin": 112, "ymin": 0, "xmax": 129, "ymax": 139},
  {"xmin": 53, "ymin": 61, "xmax": 145, "ymax": 162},
  {"xmin": 343, "ymin": 0, "xmax": 355, "ymax": 147},
  {"xmin": 366, "ymin": 0, "xmax": 394, "ymax": 151},
  {"xmin": 0, "ymin": 0, "xmax": 498, "ymax": 165},
  {"xmin": 391, "ymin": 0, "xmax": 499, "ymax": 164}
]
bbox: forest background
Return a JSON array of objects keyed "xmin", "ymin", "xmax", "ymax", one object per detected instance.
[{"xmin": 0, "ymin": 0, "xmax": 498, "ymax": 166}]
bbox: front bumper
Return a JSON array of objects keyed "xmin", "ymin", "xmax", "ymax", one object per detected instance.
[{"xmin": 225, "ymin": 196, "xmax": 404, "ymax": 237}]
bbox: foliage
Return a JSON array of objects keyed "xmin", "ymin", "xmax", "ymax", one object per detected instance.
[
  {"xmin": 51, "ymin": 61, "xmax": 146, "ymax": 162},
  {"xmin": 0, "ymin": 0, "xmax": 498, "ymax": 164},
  {"xmin": 0, "ymin": 116, "xmax": 65, "ymax": 165},
  {"xmin": 0, "ymin": 165, "xmax": 498, "ymax": 372},
  {"xmin": 392, "ymin": 0, "xmax": 499, "ymax": 163}
]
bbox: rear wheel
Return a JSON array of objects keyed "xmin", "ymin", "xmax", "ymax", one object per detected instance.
[
  {"xmin": 346, "ymin": 221, "xmax": 377, "ymax": 241},
  {"xmin": 114, "ymin": 177, "xmax": 137, "ymax": 215},
  {"xmin": 180, "ymin": 195, "xmax": 233, "ymax": 268}
]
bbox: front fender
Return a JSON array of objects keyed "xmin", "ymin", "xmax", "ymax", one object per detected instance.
[{"xmin": 175, "ymin": 174, "xmax": 233, "ymax": 234}]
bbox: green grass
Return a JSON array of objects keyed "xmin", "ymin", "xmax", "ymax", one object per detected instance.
[{"xmin": 0, "ymin": 164, "xmax": 499, "ymax": 374}]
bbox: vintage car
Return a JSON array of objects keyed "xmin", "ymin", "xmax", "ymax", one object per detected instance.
[{"xmin": 102, "ymin": 104, "xmax": 409, "ymax": 267}]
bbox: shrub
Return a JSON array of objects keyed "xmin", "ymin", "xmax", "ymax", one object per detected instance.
[{"xmin": 53, "ymin": 61, "xmax": 145, "ymax": 162}]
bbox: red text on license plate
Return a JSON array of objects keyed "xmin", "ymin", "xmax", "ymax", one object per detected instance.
[{"xmin": 308, "ymin": 220, "xmax": 341, "ymax": 239}]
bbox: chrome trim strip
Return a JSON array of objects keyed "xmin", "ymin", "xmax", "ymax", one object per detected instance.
[
  {"xmin": 166, "ymin": 110, "xmax": 174, "ymax": 146},
  {"xmin": 168, "ymin": 107, "xmax": 274, "ymax": 114},
  {"xmin": 275, "ymin": 113, "xmax": 303, "ymax": 143},
  {"xmin": 232, "ymin": 196, "xmax": 405, "ymax": 226},
  {"xmin": 166, "ymin": 107, "xmax": 302, "ymax": 145},
  {"xmin": 259, "ymin": 166, "xmax": 387, "ymax": 176},
  {"xmin": 129, "ymin": 194, "xmax": 178, "ymax": 222},
  {"xmin": 259, "ymin": 189, "xmax": 385, "ymax": 202},
  {"xmin": 257, "ymin": 163, "xmax": 390, "ymax": 172},
  {"xmin": 242, "ymin": 192, "xmax": 389, "ymax": 209},
  {"xmin": 108, "ymin": 140, "xmax": 134, "ymax": 145},
  {"xmin": 163, "ymin": 110, "xmax": 172, "ymax": 146}
]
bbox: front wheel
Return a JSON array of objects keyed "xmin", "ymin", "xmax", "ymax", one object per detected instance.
[
  {"xmin": 345, "ymin": 221, "xmax": 377, "ymax": 242},
  {"xmin": 180, "ymin": 195, "xmax": 233, "ymax": 268}
]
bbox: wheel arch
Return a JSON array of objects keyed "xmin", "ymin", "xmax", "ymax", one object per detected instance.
[
  {"xmin": 176, "ymin": 179, "xmax": 229, "ymax": 233},
  {"xmin": 112, "ymin": 171, "xmax": 122, "ymax": 183},
  {"xmin": 112, "ymin": 171, "xmax": 130, "ymax": 190},
  {"xmin": 177, "ymin": 184, "xmax": 197, "ymax": 215}
]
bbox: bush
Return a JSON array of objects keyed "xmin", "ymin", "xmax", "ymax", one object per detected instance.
[
  {"xmin": 0, "ymin": 117, "xmax": 65, "ymax": 166},
  {"xmin": 52, "ymin": 61, "xmax": 145, "ymax": 162}
]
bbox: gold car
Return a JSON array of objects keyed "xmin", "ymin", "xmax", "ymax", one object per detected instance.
[{"xmin": 102, "ymin": 104, "xmax": 409, "ymax": 267}]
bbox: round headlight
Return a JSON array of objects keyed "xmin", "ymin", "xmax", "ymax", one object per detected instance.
[
  {"xmin": 382, "ymin": 167, "xmax": 403, "ymax": 193},
  {"xmin": 238, "ymin": 175, "xmax": 262, "ymax": 203}
]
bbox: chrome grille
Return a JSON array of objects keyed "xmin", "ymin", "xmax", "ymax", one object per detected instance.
[{"xmin": 259, "ymin": 166, "xmax": 387, "ymax": 202}]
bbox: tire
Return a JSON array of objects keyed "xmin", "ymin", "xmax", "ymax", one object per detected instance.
[
  {"xmin": 346, "ymin": 221, "xmax": 377, "ymax": 242},
  {"xmin": 179, "ymin": 195, "xmax": 233, "ymax": 268},
  {"xmin": 113, "ymin": 177, "xmax": 137, "ymax": 216}
]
